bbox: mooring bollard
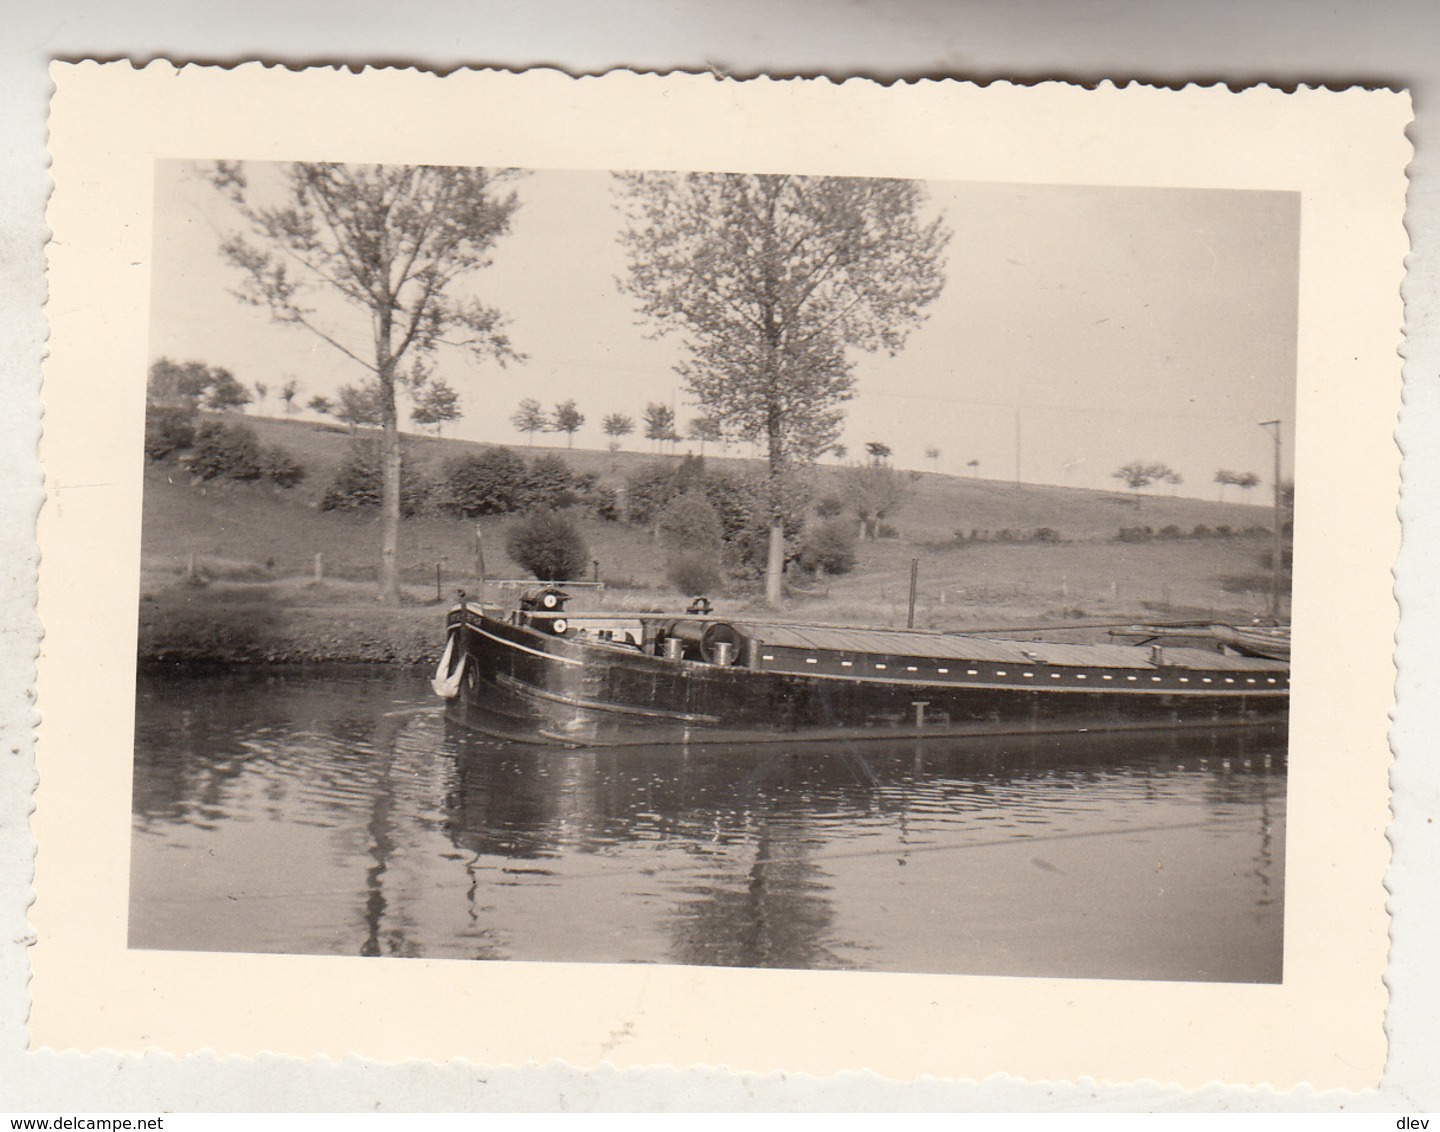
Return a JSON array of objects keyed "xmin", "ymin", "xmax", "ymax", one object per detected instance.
[{"xmin": 435, "ymin": 562, "xmax": 443, "ymax": 603}]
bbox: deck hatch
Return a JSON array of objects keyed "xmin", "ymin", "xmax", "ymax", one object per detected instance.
[{"xmin": 731, "ymin": 622, "xmax": 1286, "ymax": 672}]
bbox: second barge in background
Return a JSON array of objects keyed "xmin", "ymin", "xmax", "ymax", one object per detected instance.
[{"xmin": 434, "ymin": 588, "xmax": 1290, "ymax": 747}]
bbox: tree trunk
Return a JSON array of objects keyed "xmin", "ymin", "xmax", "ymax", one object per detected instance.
[
  {"xmin": 379, "ymin": 412, "xmax": 402, "ymax": 604},
  {"xmin": 765, "ymin": 521, "xmax": 785, "ymax": 607},
  {"xmin": 377, "ymin": 305, "xmax": 401, "ymax": 604}
]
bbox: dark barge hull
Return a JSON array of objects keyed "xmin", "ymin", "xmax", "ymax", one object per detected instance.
[{"xmin": 440, "ymin": 604, "xmax": 1289, "ymax": 748}]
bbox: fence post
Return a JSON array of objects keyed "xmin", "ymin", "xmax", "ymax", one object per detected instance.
[
  {"xmin": 436, "ymin": 562, "xmax": 443, "ymax": 603},
  {"xmin": 313, "ymin": 553, "xmax": 324, "ymax": 583},
  {"xmin": 474, "ymin": 527, "xmax": 486, "ymax": 581},
  {"xmin": 907, "ymin": 558, "xmax": 919, "ymax": 629}
]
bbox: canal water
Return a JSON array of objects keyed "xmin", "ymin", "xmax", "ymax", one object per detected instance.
[{"xmin": 130, "ymin": 667, "xmax": 1286, "ymax": 982}]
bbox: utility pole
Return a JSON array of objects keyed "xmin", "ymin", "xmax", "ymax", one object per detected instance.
[
  {"xmin": 1259, "ymin": 419, "xmax": 1283, "ymax": 622},
  {"xmin": 1014, "ymin": 405, "xmax": 1022, "ymax": 488}
]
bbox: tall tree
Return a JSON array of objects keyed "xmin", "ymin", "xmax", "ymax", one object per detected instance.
[
  {"xmin": 831, "ymin": 443, "xmax": 847, "ymax": 463},
  {"xmin": 549, "ymin": 399, "xmax": 585, "ymax": 448},
  {"xmin": 511, "ymin": 397, "xmax": 546, "ymax": 446},
  {"xmin": 209, "ymin": 161, "xmax": 523, "ymax": 603},
  {"xmin": 924, "ymin": 445, "xmax": 941, "ymax": 472},
  {"xmin": 280, "ymin": 378, "xmax": 301, "ymax": 414},
  {"xmin": 865, "ymin": 440, "xmax": 893, "ymax": 465},
  {"xmin": 617, "ymin": 172, "xmax": 948, "ymax": 605},
  {"xmin": 411, "ymin": 378, "xmax": 463, "ymax": 436},
  {"xmin": 602, "ymin": 412, "xmax": 635, "ymax": 452},
  {"xmin": 252, "ymin": 380, "xmax": 270, "ymax": 408},
  {"xmin": 307, "ymin": 393, "xmax": 334, "ymax": 416},
  {"xmin": 643, "ymin": 401, "xmax": 676, "ymax": 452}
]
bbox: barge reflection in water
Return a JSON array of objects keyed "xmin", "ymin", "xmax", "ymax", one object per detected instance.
[{"xmin": 130, "ymin": 667, "xmax": 1285, "ymax": 982}]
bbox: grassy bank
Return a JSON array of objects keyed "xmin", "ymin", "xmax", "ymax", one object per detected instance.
[{"xmin": 139, "ymin": 414, "xmax": 1287, "ymax": 664}]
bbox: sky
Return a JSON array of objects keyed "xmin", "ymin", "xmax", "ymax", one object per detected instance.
[{"xmin": 148, "ymin": 161, "xmax": 1299, "ymax": 498}]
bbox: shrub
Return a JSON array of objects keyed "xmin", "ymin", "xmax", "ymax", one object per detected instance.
[
  {"xmin": 1157, "ymin": 524, "xmax": 1184, "ymax": 540},
  {"xmin": 666, "ymin": 549, "xmax": 725, "ymax": 596},
  {"xmin": 440, "ymin": 446, "xmax": 528, "ymax": 516},
  {"xmin": 589, "ymin": 483, "xmax": 620, "ymax": 521},
  {"xmin": 1116, "ymin": 526, "xmax": 1154, "ymax": 543},
  {"xmin": 523, "ymin": 453, "xmax": 581, "ymax": 509},
  {"xmin": 506, "ymin": 510, "xmax": 590, "ymax": 581},
  {"xmin": 657, "ymin": 490, "xmax": 724, "ymax": 550},
  {"xmin": 624, "ymin": 460, "xmax": 683, "ymax": 526},
  {"xmin": 1213, "ymin": 524, "xmax": 1234, "ymax": 538},
  {"xmin": 144, "ymin": 405, "xmax": 196, "ymax": 461},
  {"xmin": 1031, "ymin": 527, "xmax": 1061, "ymax": 544},
  {"xmin": 191, "ymin": 420, "xmax": 264, "ymax": 481},
  {"xmin": 699, "ymin": 468, "xmax": 759, "ymax": 544},
  {"xmin": 261, "ymin": 445, "xmax": 306, "ymax": 488},
  {"xmin": 815, "ymin": 494, "xmax": 845, "ymax": 520},
  {"xmin": 876, "ymin": 522, "xmax": 900, "ymax": 540},
  {"xmin": 1191, "ymin": 524, "xmax": 1212, "ymax": 539},
  {"xmin": 798, "ymin": 519, "xmax": 858, "ymax": 576},
  {"xmin": 321, "ymin": 440, "xmax": 428, "ymax": 515}
]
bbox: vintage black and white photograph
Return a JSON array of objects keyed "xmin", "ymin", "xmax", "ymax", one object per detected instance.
[{"xmin": 129, "ymin": 158, "xmax": 1295, "ymax": 982}]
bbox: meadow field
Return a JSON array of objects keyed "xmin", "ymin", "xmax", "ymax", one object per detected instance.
[{"xmin": 138, "ymin": 414, "xmax": 1286, "ymax": 664}]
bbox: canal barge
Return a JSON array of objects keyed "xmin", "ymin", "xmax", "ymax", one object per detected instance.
[{"xmin": 434, "ymin": 588, "xmax": 1289, "ymax": 747}]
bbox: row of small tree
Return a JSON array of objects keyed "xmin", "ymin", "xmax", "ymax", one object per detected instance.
[
  {"xmin": 1113, "ymin": 461, "xmax": 1269, "ymax": 504},
  {"xmin": 307, "ymin": 379, "xmax": 463, "ymax": 436},
  {"xmin": 510, "ymin": 398, "xmax": 734, "ymax": 455},
  {"xmin": 510, "ymin": 398, "xmax": 587, "ymax": 448},
  {"xmin": 150, "ymin": 356, "xmax": 465, "ymax": 438}
]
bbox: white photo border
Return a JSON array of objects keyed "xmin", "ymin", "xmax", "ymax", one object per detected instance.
[{"xmin": 36, "ymin": 63, "xmax": 1408, "ymax": 1090}]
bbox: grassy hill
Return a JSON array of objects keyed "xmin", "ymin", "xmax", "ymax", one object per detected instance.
[{"xmin": 139, "ymin": 413, "xmax": 1287, "ymax": 663}]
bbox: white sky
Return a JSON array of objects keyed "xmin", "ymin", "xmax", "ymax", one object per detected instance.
[{"xmin": 148, "ymin": 161, "xmax": 1298, "ymax": 496}]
